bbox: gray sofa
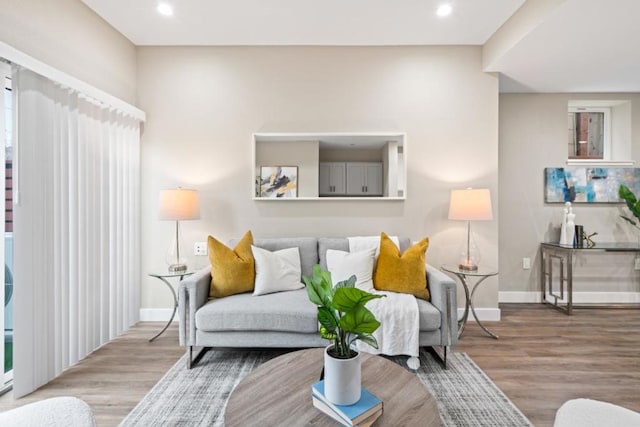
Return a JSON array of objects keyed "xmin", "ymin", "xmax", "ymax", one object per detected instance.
[{"xmin": 178, "ymin": 237, "xmax": 458, "ymax": 368}]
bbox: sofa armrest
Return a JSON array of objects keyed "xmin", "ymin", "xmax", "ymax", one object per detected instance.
[
  {"xmin": 427, "ymin": 264, "xmax": 458, "ymax": 348},
  {"xmin": 178, "ymin": 266, "xmax": 212, "ymax": 346}
]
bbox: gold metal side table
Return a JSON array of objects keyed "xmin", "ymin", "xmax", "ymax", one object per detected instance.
[
  {"xmin": 148, "ymin": 271, "xmax": 194, "ymax": 342},
  {"xmin": 441, "ymin": 264, "xmax": 499, "ymax": 339}
]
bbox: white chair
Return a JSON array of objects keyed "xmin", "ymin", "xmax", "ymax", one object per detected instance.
[
  {"xmin": 554, "ymin": 398, "xmax": 640, "ymax": 427},
  {"xmin": 0, "ymin": 396, "xmax": 95, "ymax": 426}
]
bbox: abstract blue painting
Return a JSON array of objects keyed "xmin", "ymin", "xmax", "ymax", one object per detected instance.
[{"xmin": 545, "ymin": 167, "xmax": 640, "ymax": 203}]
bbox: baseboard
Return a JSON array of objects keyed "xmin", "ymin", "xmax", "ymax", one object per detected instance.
[
  {"xmin": 499, "ymin": 292, "xmax": 542, "ymax": 303},
  {"xmin": 499, "ymin": 291, "xmax": 640, "ymax": 304},
  {"xmin": 139, "ymin": 308, "xmax": 178, "ymax": 322},
  {"xmin": 457, "ymin": 307, "xmax": 501, "ymax": 322}
]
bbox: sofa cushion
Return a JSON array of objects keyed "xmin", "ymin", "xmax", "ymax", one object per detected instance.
[
  {"xmin": 209, "ymin": 231, "xmax": 255, "ymax": 298},
  {"xmin": 318, "ymin": 237, "xmax": 412, "ymax": 270},
  {"xmin": 416, "ymin": 299, "xmax": 441, "ymax": 330},
  {"xmin": 195, "ymin": 288, "xmax": 319, "ymax": 333},
  {"xmin": 318, "ymin": 238, "xmax": 349, "ymax": 270},
  {"xmin": 251, "ymin": 246, "xmax": 303, "ymax": 296},
  {"xmin": 374, "ymin": 233, "xmax": 430, "ymax": 300},
  {"xmin": 326, "ymin": 248, "xmax": 376, "ymax": 290},
  {"xmin": 229, "ymin": 237, "xmax": 318, "ymax": 279}
]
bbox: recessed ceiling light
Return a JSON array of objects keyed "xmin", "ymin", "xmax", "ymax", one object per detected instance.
[
  {"xmin": 157, "ymin": 2, "xmax": 174, "ymax": 17},
  {"xmin": 436, "ymin": 3, "xmax": 453, "ymax": 17}
]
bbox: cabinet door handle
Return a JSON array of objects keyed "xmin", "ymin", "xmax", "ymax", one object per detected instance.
[{"xmin": 365, "ymin": 186, "xmax": 368, "ymax": 192}]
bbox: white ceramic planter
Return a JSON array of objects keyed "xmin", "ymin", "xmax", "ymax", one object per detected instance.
[{"xmin": 324, "ymin": 346, "xmax": 361, "ymax": 405}]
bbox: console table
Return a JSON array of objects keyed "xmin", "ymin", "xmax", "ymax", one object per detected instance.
[{"xmin": 540, "ymin": 242, "xmax": 640, "ymax": 315}]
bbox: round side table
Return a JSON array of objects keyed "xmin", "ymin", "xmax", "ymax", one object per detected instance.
[
  {"xmin": 441, "ymin": 264, "xmax": 498, "ymax": 339},
  {"xmin": 148, "ymin": 271, "xmax": 194, "ymax": 342}
]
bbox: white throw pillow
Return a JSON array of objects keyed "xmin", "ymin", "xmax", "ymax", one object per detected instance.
[
  {"xmin": 251, "ymin": 245, "xmax": 303, "ymax": 296},
  {"xmin": 326, "ymin": 248, "xmax": 376, "ymax": 291},
  {"xmin": 347, "ymin": 235, "xmax": 400, "ymax": 259}
]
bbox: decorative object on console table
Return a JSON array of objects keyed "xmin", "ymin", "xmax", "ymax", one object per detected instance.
[
  {"xmin": 566, "ymin": 206, "xmax": 576, "ymax": 247},
  {"xmin": 618, "ymin": 184, "xmax": 640, "ymax": 244},
  {"xmin": 559, "ymin": 202, "xmax": 569, "ymax": 245},
  {"xmin": 159, "ymin": 188, "xmax": 200, "ymax": 272},
  {"xmin": 448, "ymin": 188, "xmax": 493, "ymax": 271},
  {"xmin": 259, "ymin": 166, "xmax": 298, "ymax": 198},
  {"xmin": 303, "ymin": 265, "xmax": 385, "ymax": 405},
  {"xmin": 574, "ymin": 225, "xmax": 584, "ymax": 248},
  {"xmin": 311, "ymin": 380, "xmax": 383, "ymax": 426}
]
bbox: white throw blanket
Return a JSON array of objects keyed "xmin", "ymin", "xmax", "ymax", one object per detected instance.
[
  {"xmin": 356, "ymin": 290, "xmax": 420, "ymax": 359},
  {"xmin": 347, "ymin": 236, "xmax": 420, "ymax": 369}
]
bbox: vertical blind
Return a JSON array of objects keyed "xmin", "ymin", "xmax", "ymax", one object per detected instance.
[{"xmin": 12, "ymin": 67, "xmax": 141, "ymax": 397}]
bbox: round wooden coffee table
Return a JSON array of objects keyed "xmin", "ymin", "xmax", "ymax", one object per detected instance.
[{"xmin": 225, "ymin": 348, "xmax": 441, "ymax": 426}]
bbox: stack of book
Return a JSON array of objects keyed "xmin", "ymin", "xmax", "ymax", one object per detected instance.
[{"xmin": 311, "ymin": 380, "xmax": 383, "ymax": 426}]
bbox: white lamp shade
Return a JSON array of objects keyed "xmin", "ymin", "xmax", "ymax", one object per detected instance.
[
  {"xmin": 159, "ymin": 188, "xmax": 200, "ymax": 220},
  {"xmin": 448, "ymin": 188, "xmax": 493, "ymax": 221}
]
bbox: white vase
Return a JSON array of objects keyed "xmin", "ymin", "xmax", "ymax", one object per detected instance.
[{"xmin": 324, "ymin": 345, "xmax": 361, "ymax": 405}]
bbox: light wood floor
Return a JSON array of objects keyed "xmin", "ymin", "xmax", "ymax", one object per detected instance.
[{"xmin": 0, "ymin": 304, "xmax": 638, "ymax": 426}]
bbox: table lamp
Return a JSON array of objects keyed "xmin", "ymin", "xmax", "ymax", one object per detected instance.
[
  {"xmin": 448, "ymin": 188, "xmax": 493, "ymax": 271},
  {"xmin": 159, "ymin": 188, "xmax": 200, "ymax": 272}
]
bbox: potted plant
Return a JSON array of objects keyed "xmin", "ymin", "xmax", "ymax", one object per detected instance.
[
  {"xmin": 619, "ymin": 184, "xmax": 640, "ymax": 243},
  {"xmin": 303, "ymin": 264, "xmax": 385, "ymax": 405}
]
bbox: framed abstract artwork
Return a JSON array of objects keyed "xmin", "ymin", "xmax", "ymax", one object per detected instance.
[
  {"xmin": 544, "ymin": 167, "xmax": 640, "ymax": 203},
  {"xmin": 259, "ymin": 166, "xmax": 298, "ymax": 198}
]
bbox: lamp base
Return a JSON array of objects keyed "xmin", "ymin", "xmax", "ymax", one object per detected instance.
[
  {"xmin": 458, "ymin": 263, "xmax": 478, "ymax": 272},
  {"xmin": 168, "ymin": 263, "xmax": 188, "ymax": 273}
]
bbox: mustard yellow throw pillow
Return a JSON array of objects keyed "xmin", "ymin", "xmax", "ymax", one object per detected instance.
[
  {"xmin": 373, "ymin": 232, "xmax": 430, "ymax": 301},
  {"xmin": 208, "ymin": 231, "xmax": 255, "ymax": 298}
]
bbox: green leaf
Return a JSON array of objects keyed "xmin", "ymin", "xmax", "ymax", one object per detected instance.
[
  {"xmin": 317, "ymin": 306, "xmax": 338, "ymax": 333},
  {"xmin": 332, "ymin": 287, "xmax": 385, "ymax": 313},
  {"xmin": 353, "ymin": 333, "xmax": 379, "ymax": 349},
  {"xmin": 339, "ymin": 306, "xmax": 381, "ymax": 334},
  {"xmin": 304, "ymin": 265, "xmax": 335, "ymax": 308},
  {"xmin": 334, "ymin": 275, "xmax": 356, "ymax": 289},
  {"xmin": 619, "ymin": 184, "xmax": 636, "ymax": 204},
  {"xmin": 319, "ymin": 326, "xmax": 336, "ymax": 341},
  {"xmin": 303, "ymin": 275, "xmax": 323, "ymax": 306}
]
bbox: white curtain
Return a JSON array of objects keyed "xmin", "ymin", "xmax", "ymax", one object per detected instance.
[{"xmin": 12, "ymin": 67, "xmax": 141, "ymax": 397}]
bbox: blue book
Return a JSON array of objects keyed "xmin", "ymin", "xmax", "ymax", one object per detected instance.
[{"xmin": 311, "ymin": 380, "xmax": 383, "ymax": 426}]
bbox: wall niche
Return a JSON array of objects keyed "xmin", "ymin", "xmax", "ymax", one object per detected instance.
[{"xmin": 253, "ymin": 132, "xmax": 406, "ymax": 200}]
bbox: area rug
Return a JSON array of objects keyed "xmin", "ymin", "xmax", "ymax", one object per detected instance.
[{"xmin": 121, "ymin": 349, "xmax": 532, "ymax": 426}]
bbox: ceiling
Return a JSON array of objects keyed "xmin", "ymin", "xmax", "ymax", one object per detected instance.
[{"xmin": 82, "ymin": 0, "xmax": 640, "ymax": 93}]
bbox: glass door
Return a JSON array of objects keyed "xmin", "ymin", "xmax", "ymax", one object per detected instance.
[{"xmin": 1, "ymin": 62, "xmax": 12, "ymax": 393}]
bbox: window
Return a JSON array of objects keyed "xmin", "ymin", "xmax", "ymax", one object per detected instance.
[
  {"xmin": 568, "ymin": 107, "xmax": 609, "ymax": 160},
  {"xmin": 567, "ymin": 100, "xmax": 633, "ymax": 165}
]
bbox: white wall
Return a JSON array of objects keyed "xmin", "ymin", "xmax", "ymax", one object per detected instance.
[
  {"xmin": 0, "ymin": 0, "xmax": 137, "ymax": 103},
  {"xmin": 499, "ymin": 93, "xmax": 640, "ymax": 301},
  {"xmin": 137, "ymin": 46, "xmax": 499, "ymax": 313}
]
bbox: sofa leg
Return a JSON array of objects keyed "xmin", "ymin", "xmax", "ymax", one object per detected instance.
[
  {"xmin": 429, "ymin": 346, "xmax": 448, "ymax": 369},
  {"xmin": 186, "ymin": 346, "xmax": 210, "ymax": 369}
]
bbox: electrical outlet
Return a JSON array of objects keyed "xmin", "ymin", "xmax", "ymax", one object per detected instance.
[
  {"xmin": 522, "ymin": 257, "xmax": 531, "ymax": 270},
  {"xmin": 635, "ymin": 258, "xmax": 640, "ymax": 270},
  {"xmin": 194, "ymin": 242, "xmax": 208, "ymax": 256}
]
